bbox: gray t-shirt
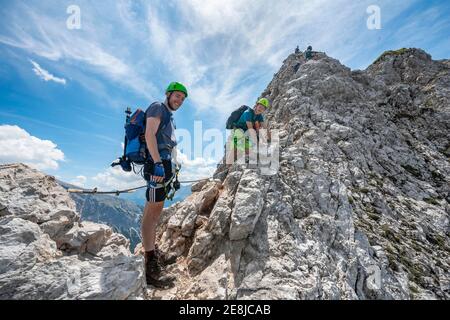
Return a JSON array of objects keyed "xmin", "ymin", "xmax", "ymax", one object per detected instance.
[{"xmin": 145, "ymin": 102, "xmax": 177, "ymax": 159}]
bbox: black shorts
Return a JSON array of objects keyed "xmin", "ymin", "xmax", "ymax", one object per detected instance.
[{"xmin": 144, "ymin": 160, "xmax": 173, "ymax": 203}]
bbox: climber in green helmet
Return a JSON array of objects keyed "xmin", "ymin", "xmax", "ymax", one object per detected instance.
[
  {"xmin": 141, "ymin": 81, "xmax": 187, "ymax": 289},
  {"xmin": 226, "ymin": 97, "xmax": 271, "ymax": 164},
  {"xmin": 166, "ymin": 81, "xmax": 188, "ymax": 99}
]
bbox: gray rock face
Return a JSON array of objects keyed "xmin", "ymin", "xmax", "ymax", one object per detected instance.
[
  {"xmin": 0, "ymin": 164, "xmax": 145, "ymax": 300},
  {"xmin": 57, "ymin": 180, "xmax": 144, "ymax": 251},
  {"xmin": 229, "ymin": 170, "xmax": 268, "ymax": 241},
  {"xmin": 144, "ymin": 48, "xmax": 449, "ymax": 300}
]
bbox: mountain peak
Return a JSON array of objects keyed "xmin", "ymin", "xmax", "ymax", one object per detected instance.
[
  {"xmin": 371, "ymin": 48, "xmax": 432, "ymax": 66},
  {"xmin": 144, "ymin": 47, "xmax": 449, "ymax": 299}
]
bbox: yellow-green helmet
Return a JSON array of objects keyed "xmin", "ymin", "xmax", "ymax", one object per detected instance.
[
  {"xmin": 257, "ymin": 98, "xmax": 270, "ymax": 108},
  {"xmin": 166, "ymin": 82, "xmax": 188, "ymax": 98}
]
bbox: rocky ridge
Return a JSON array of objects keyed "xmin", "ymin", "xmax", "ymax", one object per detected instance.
[
  {"xmin": 142, "ymin": 48, "xmax": 449, "ymax": 300},
  {"xmin": 0, "ymin": 163, "xmax": 145, "ymax": 299}
]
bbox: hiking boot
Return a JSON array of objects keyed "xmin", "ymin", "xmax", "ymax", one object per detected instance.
[
  {"xmin": 154, "ymin": 245, "xmax": 178, "ymax": 266},
  {"xmin": 145, "ymin": 251, "xmax": 175, "ymax": 289}
]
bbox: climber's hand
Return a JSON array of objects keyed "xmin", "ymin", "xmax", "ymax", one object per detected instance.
[{"xmin": 151, "ymin": 162, "xmax": 165, "ymax": 183}]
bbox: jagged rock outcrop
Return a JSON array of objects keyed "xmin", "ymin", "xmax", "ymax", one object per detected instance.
[
  {"xmin": 0, "ymin": 164, "xmax": 146, "ymax": 299},
  {"xmin": 58, "ymin": 180, "xmax": 144, "ymax": 251},
  {"xmin": 143, "ymin": 48, "xmax": 449, "ymax": 300},
  {"xmin": 57, "ymin": 178, "xmax": 192, "ymax": 251}
]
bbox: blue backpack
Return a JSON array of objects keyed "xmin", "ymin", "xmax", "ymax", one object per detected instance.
[
  {"xmin": 125, "ymin": 108, "xmax": 147, "ymax": 165},
  {"xmin": 112, "ymin": 105, "xmax": 171, "ymax": 172}
]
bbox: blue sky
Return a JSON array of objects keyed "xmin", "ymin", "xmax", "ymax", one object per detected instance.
[{"xmin": 0, "ymin": 0, "xmax": 449, "ymax": 190}]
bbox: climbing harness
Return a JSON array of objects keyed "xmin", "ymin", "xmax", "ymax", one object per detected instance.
[{"xmin": 162, "ymin": 164, "xmax": 181, "ymax": 201}]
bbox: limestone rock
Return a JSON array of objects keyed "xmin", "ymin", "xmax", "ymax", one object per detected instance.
[
  {"xmin": 0, "ymin": 164, "xmax": 145, "ymax": 299},
  {"xmin": 145, "ymin": 48, "xmax": 449, "ymax": 300}
]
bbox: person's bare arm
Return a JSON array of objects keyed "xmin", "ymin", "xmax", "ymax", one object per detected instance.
[{"xmin": 145, "ymin": 117, "xmax": 163, "ymax": 182}]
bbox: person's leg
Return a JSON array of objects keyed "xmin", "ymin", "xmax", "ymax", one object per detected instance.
[
  {"xmin": 225, "ymin": 136, "xmax": 237, "ymax": 165},
  {"xmin": 245, "ymin": 136, "xmax": 251, "ymax": 155},
  {"xmin": 141, "ymin": 200, "xmax": 165, "ymax": 252},
  {"xmin": 142, "ymin": 187, "xmax": 175, "ymax": 288},
  {"xmin": 246, "ymin": 136, "xmax": 258, "ymax": 166},
  {"xmin": 225, "ymin": 129, "xmax": 241, "ymax": 165},
  {"xmin": 142, "ymin": 159, "xmax": 175, "ymax": 253},
  {"xmin": 231, "ymin": 129, "xmax": 247, "ymax": 164}
]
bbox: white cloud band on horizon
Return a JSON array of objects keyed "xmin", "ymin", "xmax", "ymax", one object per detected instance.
[
  {"xmin": 175, "ymin": 150, "xmax": 217, "ymax": 182},
  {"xmin": 77, "ymin": 149, "xmax": 217, "ymax": 191},
  {"xmin": 70, "ymin": 175, "xmax": 87, "ymax": 187},
  {"xmin": 0, "ymin": 125, "xmax": 65, "ymax": 170},
  {"xmin": 91, "ymin": 166, "xmax": 143, "ymax": 190}
]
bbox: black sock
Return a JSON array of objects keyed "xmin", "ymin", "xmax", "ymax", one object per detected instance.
[{"xmin": 145, "ymin": 250, "xmax": 155, "ymax": 260}]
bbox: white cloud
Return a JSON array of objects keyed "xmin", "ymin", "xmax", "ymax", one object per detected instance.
[
  {"xmin": 70, "ymin": 175, "xmax": 87, "ymax": 187},
  {"xmin": 146, "ymin": 2, "xmax": 257, "ymax": 116},
  {"xmin": 143, "ymin": 0, "xmax": 422, "ymax": 122},
  {"xmin": 87, "ymin": 149, "xmax": 218, "ymax": 191},
  {"xmin": 30, "ymin": 59, "xmax": 66, "ymax": 84},
  {"xmin": 91, "ymin": 165, "xmax": 144, "ymax": 191},
  {"xmin": 0, "ymin": 0, "xmax": 426, "ymax": 119},
  {"xmin": 175, "ymin": 150, "xmax": 217, "ymax": 182},
  {"xmin": 0, "ymin": 2, "xmax": 155, "ymax": 99},
  {"xmin": 0, "ymin": 125, "xmax": 65, "ymax": 170},
  {"xmin": 144, "ymin": 0, "xmax": 346, "ymax": 120}
]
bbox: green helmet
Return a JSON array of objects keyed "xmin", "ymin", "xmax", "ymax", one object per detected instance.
[
  {"xmin": 166, "ymin": 82, "xmax": 188, "ymax": 98},
  {"xmin": 257, "ymin": 98, "xmax": 270, "ymax": 108}
]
